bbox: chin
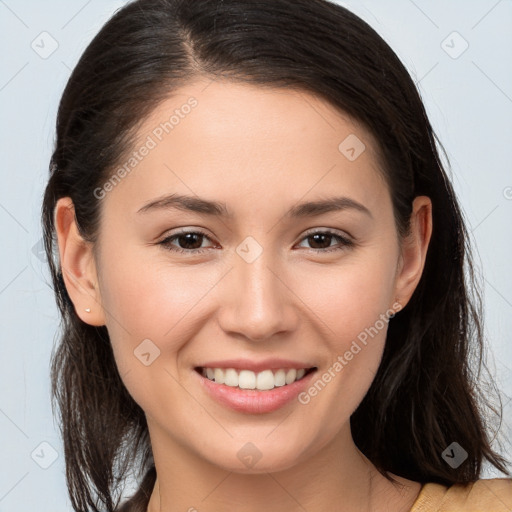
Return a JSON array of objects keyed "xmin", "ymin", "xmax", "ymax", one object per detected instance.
[{"xmin": 196, "ymin": 434, "xmax": 314, "ymax": 475}]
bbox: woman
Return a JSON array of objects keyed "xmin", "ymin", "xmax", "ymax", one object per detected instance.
[{"xmin": 42, "ymin": 0, "xmax": 511, "ymax": 510}]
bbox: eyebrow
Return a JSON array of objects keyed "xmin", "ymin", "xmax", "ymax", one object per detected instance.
[{"xmin": 137, "ymin": 193, "xmax": 372, "ymax": 219}]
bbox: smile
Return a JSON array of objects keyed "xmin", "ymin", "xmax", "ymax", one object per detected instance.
[
  {"xmin": 194, "ymin": 364, "xmax": 319, "ymax": 414},
  {"xmin": 196, "ymin": 367, "xmax": 316, "ymax": 391}
]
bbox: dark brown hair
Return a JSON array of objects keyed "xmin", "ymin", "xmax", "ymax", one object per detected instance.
[{"xmin": 41, "ymin": 0, "xmax": 510, "ymax": 510}]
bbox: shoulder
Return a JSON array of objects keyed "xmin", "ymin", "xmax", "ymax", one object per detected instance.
[{"xmin": 410, "ymin": 478, "xmax": 512, "ymax": 512}]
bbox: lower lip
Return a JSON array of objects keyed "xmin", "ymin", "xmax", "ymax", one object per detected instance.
[{"xmin": 195, "ymin": 369, "xmax": 317, "ymax": 414}]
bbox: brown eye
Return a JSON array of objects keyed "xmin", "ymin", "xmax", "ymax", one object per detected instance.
[
  {"xmin": 307, "ymin": 233, "xmax": 334, "ymax": 249},
  {"xmin": 158, "ymin": 230, "xmax": 215, "ymax": 254},
  {"xmin": 174, "ymin": 233, "xmax": 205, "ymax": 250},
  {"xmin": 297, "ymin": 230, "xmax": 354, "ymax": 253}
]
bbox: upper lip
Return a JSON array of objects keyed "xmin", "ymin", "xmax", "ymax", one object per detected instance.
[{"xmin": 196, "ymin": 358, "xmax": 317, "ymax": 373}]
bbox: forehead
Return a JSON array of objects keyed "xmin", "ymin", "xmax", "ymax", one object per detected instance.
[
  {"xmin": 138, "ymin": 78, "xmax": 375, "ymax": 155},
  {"xmin": 101, "ymin": 79, "xmax": 389, "ymax": 218}
]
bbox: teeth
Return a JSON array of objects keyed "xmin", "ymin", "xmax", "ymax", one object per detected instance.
[
  {"xmin": 224, "ymin": 368, "xmax": 239, "ymax": 387},
  {"xmin": 214, "ymin": 368, "xmax": 225, "ymax": 384},
  {"xmin": 201, "ymin": 367, "xmax": 311, "ymax": 390},
  {"xmin": 274, "ymin": 369, "xmax": 286, "ymax": 387},
  {"xmin": 239, "ymin": 370, "xmax": 256, "ymax": 389},
  {"xmin": 256, "ymin": 369, "xmax": 274, "ymax": 390},
  {"xmin": 285, "ymin": 369, "xmax": 297, "ymax": 384}
]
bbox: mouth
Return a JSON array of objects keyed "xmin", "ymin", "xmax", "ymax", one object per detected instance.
[
  {"xmin": 193, "ymin": 358, "xmax": 319, "ymax": 414},
  {"xmin": 194, "ymin": 366, "xmax": 317, "ymax": 391}
]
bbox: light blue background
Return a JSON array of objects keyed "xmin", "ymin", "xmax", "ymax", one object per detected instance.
[{"xmin": 0, "ymin": 1, "xmax": 511, "ymax": 510}]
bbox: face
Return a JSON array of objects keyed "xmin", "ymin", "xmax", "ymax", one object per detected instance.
[{"xmin": 57, "ymin": 79, "xmax": 431, "ymax": 474}]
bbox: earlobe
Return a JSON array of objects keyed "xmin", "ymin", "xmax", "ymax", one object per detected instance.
[
  {"xmin": 394, "ymin": 196, "xmax": 433, "ymax": 309},
  {"xmin": 54, "ymin": 197, "xmax": 106, "ymax": 326}
]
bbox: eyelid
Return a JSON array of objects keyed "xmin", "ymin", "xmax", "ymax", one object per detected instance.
[
  {"xmin": 295, "ymin": 228, "xmax": 354, "ymax": 252},
  {"xmin": 160, "ymin": 227, "xmax": 214, "ymax": 242},
  {"xmin": 300, "ymin": 226, "xmax": 353, "ymax": 241},
  {"xmin": 157, "ymin": 226, "xmax": 355, "ymax": 255},
  {"xmin": 157, "ymin": 227, "xmax": 214, "ymax": 243}
]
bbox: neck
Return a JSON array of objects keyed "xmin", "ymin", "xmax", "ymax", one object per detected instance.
[{"xmin": 146, "ymin": 423, "xmax": 421, "ymax": 512}]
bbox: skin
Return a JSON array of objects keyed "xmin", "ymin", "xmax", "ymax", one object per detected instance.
[{"xmin": 55, "ymin": 79, "xmax": 432, "ymax": 511}]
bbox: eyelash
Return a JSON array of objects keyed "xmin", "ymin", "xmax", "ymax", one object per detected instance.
[{"xmin": 157, "ymin": 229, "xmax": 354, "ymax": 255}]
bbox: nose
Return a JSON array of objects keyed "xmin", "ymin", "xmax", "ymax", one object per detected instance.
[{"xmin": 217, "ymin": 251, "xmax": 298, "ymax": 342}]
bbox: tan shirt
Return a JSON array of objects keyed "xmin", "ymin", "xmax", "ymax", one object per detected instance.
[{"xmin": 410, "ymin": 478, "xmax": 512, "ymax": 511}]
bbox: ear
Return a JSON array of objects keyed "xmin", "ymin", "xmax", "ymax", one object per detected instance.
[
  {"xmin": 393, "ymin": 196, "xmax": 433, "ymax": 309},
  {"xmin": 54, "ymin": 197, "xmax": 105, "ymax": 326}
]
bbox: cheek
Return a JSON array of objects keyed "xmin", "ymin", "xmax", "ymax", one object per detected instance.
[
  {"xmin": 97, "ymin": 244, "xmax": 225, "ymax": 375},
  {"xmin": 290, "ymin": 250, "xmax": 398, "ymax": 419},
  {"xmin": 292, "ymin": 250, "xmax": 398, "ymax": 343},
  {"xmin": 101, "ymin": 241, "xmax": 210, "ymax": 324}
]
